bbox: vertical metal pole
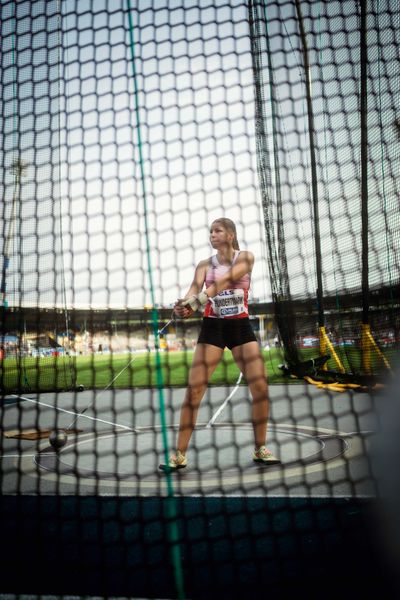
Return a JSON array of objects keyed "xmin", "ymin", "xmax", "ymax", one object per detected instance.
[
  {"xmin": 360, "ymin": 0, "xmax": 369, "ymax": 325},
  {"xmin": 295, "ymin": 0, "xmax": 324, "ymax": 327}
]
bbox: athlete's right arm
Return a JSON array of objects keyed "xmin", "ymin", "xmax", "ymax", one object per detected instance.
[{"xmin": 174, "ymin": 259, "xmax": 209, "ymax": 318}]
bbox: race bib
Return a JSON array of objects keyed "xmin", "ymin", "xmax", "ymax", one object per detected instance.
[{"xmin": 210, "ymin": 289, "xmax": 246, "ymax": 317}]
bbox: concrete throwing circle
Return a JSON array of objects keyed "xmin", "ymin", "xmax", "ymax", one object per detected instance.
[{"xmin": 33, "ymin": 423, "xmax": 363, "ymax": 493}]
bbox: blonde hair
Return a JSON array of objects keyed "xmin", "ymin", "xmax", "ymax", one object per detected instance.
[{"xmin": 212, "ymin": 218, "xmax": 240, "ymax": 250}]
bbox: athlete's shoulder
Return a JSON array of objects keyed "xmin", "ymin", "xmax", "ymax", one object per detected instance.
[
  {"xmin": 194, "ymin": 257, "xmax": 213, "ymax": 275},
  {"xmin": 196, "ymin": 257, "xmax": 212, "ymax": 269},
  {"xmin": 237, "ymin": 250, "xmax": 254, "ymax": 262}
]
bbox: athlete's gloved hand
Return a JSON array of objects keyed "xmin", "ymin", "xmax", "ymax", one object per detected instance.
[
  {"xmin": 180, "ymin": 291, "xmax": 209, "ymax": 312},
  {"xmin": 173, "ymin": 301, "xmax": 191, "ymax": 319}
]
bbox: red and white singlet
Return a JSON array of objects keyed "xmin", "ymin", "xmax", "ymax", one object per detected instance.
[{"xmin": 203, "ymin": 250, "xmax": 250, "ymax": 319}]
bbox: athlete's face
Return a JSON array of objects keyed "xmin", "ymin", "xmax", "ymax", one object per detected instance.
[{"xmin": 210, "ymin": 222, "xmax": 233, "ymax": 248}]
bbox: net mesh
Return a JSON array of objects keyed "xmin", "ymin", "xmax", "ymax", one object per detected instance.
[
  {"xmin": 249, "ymin": 0, "xmax": 399, "ymax": 384},
  {"xmin": 0, "ymin": 1, "xmax": 399, "ymax": 598},
  {"xmin": 1, "ymin": 0, "xmax": 75, "ymax": 391}
]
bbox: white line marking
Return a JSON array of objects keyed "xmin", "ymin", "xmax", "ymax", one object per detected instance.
[
  {"xmin": 1, "ymin": 454, "xmax": 37, "ymax": 458},
  {"xmin": 25, "ymin": 428, "xmax": 366, "ymax": 490},
  {"xmin": 206, "ymin": 372, "xmax": 243, "ymax": 428},
  {"xmin": 66, "ymin": 354, "xmax": 140, "ymax": 430},
  {"xmin": 9, "ymin": 394, "xmax": 136, "ymax": 432}
]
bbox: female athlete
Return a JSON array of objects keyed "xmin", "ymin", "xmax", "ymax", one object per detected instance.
[{"xmin": 160, "ymin": 217, "xmax": 278, "ymax": 470}]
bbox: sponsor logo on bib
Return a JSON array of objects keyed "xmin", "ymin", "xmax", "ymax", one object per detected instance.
[{"xmin": 220, "ymin": 306, "xmax": 239, "ymax": 316}]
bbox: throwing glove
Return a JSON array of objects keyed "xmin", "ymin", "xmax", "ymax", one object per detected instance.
[{"xmin": 182, "ymin": 291, "xmax": 209, "ymax": 312}]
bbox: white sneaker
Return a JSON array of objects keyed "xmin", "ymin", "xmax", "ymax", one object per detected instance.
[
  {"xmin": 253, "ymin": 446, "xmax": 280, "ymax": 464},
  {"xmin": 159, "ymin": 450, "xmax": 187, "ymax": 472}
]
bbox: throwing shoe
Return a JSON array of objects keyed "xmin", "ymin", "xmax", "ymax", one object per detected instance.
[
  {"xmin": 253, "ymin": 446, "xmax": 280, "ymax": 464},
  {"xmin": 159, "ymin": 450, "xmax": 187, "ymax": 472}
]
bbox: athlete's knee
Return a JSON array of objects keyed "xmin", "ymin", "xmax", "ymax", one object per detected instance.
[
  {"xmin": 185, "ymin": 383, "xmax": 207, "ymax": 408},
  {"xmin": 249, "ymin": 374, "xmax": 268, "ymax": 398}
]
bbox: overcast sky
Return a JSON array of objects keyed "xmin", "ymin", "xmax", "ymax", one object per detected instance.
[{"xmin": 1, "ymin": 0, "xmax": 398, "ymax": 309}]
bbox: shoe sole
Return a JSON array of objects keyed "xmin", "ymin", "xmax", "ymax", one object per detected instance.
[
  {"xmin": 253, "ymin": 458, "xmax": 280, "ymax": 465},
  {"xmin": 158, "ymin": 463, "xmax": 187, "ymax": 472}
]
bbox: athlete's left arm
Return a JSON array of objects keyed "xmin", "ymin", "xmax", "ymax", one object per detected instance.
[{"xmin": 204, "ymin": 251, "xmax": 254, "ymax": 298}]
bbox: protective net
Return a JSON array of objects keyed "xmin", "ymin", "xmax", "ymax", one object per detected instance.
[
  {"xmin": 1, "ymin": 0, "xmax": 75, "ymax": 392},
  {"xmin": 249, "ymin": 0, "xmax": 399, "ymax": 388},
  {"xmin": 1, "ymin": 1, "xmax": 399, "ymax": 598}
]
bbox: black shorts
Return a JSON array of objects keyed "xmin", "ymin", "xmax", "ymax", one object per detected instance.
[{"xmin": 197, "ymin": 317, "xmax": 257, "ymax": 350}]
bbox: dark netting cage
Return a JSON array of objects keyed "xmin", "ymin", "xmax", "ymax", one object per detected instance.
[{"xmin": 1, "ymin": 1, "xmax": 399, "ymax": 598}]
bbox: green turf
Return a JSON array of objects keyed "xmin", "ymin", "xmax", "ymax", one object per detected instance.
[
  {"xmin": 0, "ymin": 348, "xmax": 285, "ymax": 392},
  {"xmin": 54, "ymin": 348, "xmax": 285, "ymax": 388},
  {"xmin": 0, "ymin": 346, "xmax": 397, "ymax": 393}
]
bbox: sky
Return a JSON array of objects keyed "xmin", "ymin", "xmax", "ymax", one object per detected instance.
[{"xmin": 0, "ymin": 0, "xmax": 399, "ymax": 310}]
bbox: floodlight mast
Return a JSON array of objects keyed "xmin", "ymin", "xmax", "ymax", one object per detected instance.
[{"xmin": 1, "ymin": 158, "xmax": 29, "ymax": 308}]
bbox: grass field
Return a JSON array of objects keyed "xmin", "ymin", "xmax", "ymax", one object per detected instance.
[
  {"xmin": 0, "ymin": 348, "xmax": 288, "ymax": 392},
  {"xmin": 1, "ymin": 344, "xmax": 397, "ymax": 393}
]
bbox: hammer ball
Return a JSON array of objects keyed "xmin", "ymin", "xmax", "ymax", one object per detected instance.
[{"xmin": 49, "ymin": 429, "xmax": 68, "ymax": 450}]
